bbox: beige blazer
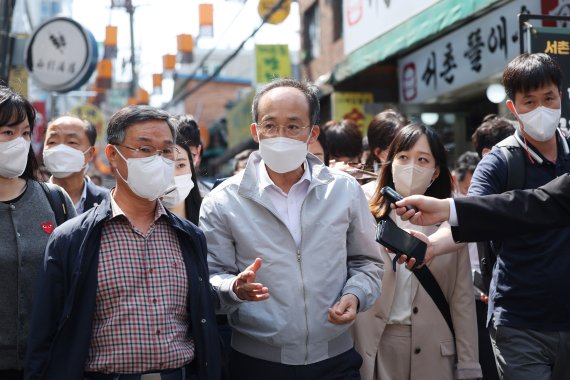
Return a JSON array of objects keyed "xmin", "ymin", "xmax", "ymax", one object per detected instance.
[{"xmin": 353, "ymin": 222, "xmax": 482, "ymax": 380}]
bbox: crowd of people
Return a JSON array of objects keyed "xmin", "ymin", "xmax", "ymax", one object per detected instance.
[{"xmin": 0, "ymin": 51, "xmax": 568, "ymax": 380}]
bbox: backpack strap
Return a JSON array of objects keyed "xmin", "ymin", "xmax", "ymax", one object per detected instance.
[
  {"xmin": 39, "ymin": 182, "xmax": 69, "ymax": 226},
  {"xmin": 496, "ymin": 134, "xmax": 525, "ymax": 191},
  {"xmin": 563, "ymin": 131, "xmax": 570, "ymax": 154},
  {"xmin": 477, "ymin": 135, "xmax": 524, "ymax": 283}
]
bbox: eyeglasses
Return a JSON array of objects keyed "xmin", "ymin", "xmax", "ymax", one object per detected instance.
[
  {"xmin": 256, "ymin": 122, "xmax": 312, "ymax": 138},
  {"xmin": 114, "ymin": 144, "xmax": 180, "ymax": 160}
]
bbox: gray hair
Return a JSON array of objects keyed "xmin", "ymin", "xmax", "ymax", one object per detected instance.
[
  {"xmin": 252, "ymin": 78, "xmax": 320, "ymax": 126},
  {"xmin": 106, "ymin": 105, "xmax": 177, "ymax": 144}
]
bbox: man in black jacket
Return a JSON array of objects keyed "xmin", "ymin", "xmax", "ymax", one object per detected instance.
[
  {"xmin": 394, "ymin": 173, "xmax": 570, "ymax": 240},
  {"xmin": 25, "ymin": 106, "xmax": 220, "ymax": 380}
]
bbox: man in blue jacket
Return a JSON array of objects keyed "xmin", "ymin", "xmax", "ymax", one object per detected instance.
[
  {"xmin": 466, "ymin": 53, "xmax": 570, "ymax": 380},
  {"xmin": 25, "ymin": 106, "xmax": 220, "ymax": 380}
]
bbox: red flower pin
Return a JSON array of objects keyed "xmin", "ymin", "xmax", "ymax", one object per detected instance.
[{"xmin": 41, "ymin": 222, "xmax": 55, "ymax": 234}]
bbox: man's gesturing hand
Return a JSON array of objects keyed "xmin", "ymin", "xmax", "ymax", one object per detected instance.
[
  {"xmin": 233, "ymin": 258, "xmax": 270, "ymax": 301},
  {"xmin": 328, "ymin": 294, "xmax": 359, "ymax": 325}
]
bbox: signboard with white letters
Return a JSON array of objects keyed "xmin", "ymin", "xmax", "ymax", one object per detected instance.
[
  {"xmin": 25, "ymin": 17, "xmax": 98, "ymax": 92},
  {"xmin": 343, "ymin": 0, "xmax": 440, "ymax": 55},
  {"xmin": 398, "ymin": 0, "xmax": 542, "ymax": 104}
]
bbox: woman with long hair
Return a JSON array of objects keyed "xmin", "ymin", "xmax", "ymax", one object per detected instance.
[{"xmin": 353, "ymin": 123, "xmax": 481, "ymax": 380}]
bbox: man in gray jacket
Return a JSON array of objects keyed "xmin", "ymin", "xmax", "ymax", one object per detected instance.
[{"xmin": 199, "ymin": 78, "xmax": 384, "ymax": 380}]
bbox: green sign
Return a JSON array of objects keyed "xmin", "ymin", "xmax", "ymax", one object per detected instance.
[
  {"xmin": 227, "ymin": 90, "xmax": 256, "ymax": 148},
  {"xmin": 255, "ymin": 44, "xmax": 291, "ymax": 84}
]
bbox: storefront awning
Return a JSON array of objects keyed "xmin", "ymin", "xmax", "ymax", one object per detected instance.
[{"xmin": 332, "ymin": 0, "xmax": 503, "ymax": 85}]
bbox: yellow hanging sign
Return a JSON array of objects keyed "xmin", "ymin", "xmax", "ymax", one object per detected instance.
[
  {"xmin": 331, "ymin": 92, "xmax": 375, "ymax": 135},
  {"xmin": 258, "ymin": 0, "xmax": 290, "ymax": 25},
  {"xmin": 8, "ymin": 66, "xmax": 28, "ymax": 98},
  {"xmin": 255, "ymin": 44, "xmax": 291, "ymax": 84},
  {"xmin": 70, "ymin": 103, "xmax": 111, "ymax": 175}
]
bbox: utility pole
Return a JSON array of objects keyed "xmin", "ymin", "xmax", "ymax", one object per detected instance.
[
  {"xmin": 126, "ymin": 0, "xmax": 136, "ymax": 97},
  {"xmin": 0, "ymin": 0, "xmax": 16, "ymax": 84},
  {"xmin": 112, "ymin": 0, "xmax": 137, "ymax": 97}
]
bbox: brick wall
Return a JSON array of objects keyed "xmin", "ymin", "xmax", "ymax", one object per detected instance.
[
  {"xmin": 182, "ymin": 80, "xmax": 250, "ymax": 142},
  {"xmin": 298, "ymin": 0, "xmax": 346, "ymax": 82}
]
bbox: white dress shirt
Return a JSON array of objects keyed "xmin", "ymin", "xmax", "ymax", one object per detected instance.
[
  {"xmin": 448, "ymin": 198, "xmax": 459, "ymax": 226},
  {"xmin": 257, "ymin": 159, "xmax": 311, "ymax": 248}
]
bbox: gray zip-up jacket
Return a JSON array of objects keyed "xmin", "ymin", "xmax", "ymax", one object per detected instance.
[{"xmin": 199, "ymin": 152, "xmax": 384, "ymax": 365}]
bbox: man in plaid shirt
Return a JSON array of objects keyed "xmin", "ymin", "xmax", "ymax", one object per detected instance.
[{"xmin": 25, "ymin": 106, "xmax": 220, "ymax": 380}]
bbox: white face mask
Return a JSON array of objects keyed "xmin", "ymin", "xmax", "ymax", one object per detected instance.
[
  {"xmin": 258, "ymin": 134, "xmax": 310, "ymax": 174},
  {"xmin": 43, "ymin": 144, "xmax": 89, "ymax": 178},
  {"xmin": 515, "ymin": 106, "xmax": 560, "ymax": 142},
  {"xmin": 0, "ymin": 137, "xmax": 30, "ymax": 178},
  {"xmin": 114, "ymin": 147, "xmax": 174, "ymax": 201},
  {"xmin": 161, "ymin": 173, "xmax": 194, "ymax": 208},
  {"xmin": 392, "ymin": 162, "xmax": 436, "ymax": 197}
]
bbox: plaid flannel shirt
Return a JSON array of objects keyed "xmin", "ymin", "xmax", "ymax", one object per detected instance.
[{"xmin": 85, "ymin": 198, "xmax": 194, "ymax": 373}]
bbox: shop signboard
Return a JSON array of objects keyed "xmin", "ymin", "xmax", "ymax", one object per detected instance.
[
  {"xmin": 25, "ymin": 17, "xmax": 98, "ymax": 93},
  {"xmin": 343, "ymin": 0, "xmax": 440, "ymax": 55},
  {"xmin": 398, "ymin": 0, "xmax": 541, "ymax": 104},
  {"xmin": 227, "ymin": 90, "xmax": 256, "ymax": 148},
  {"xmin": 70, "ymin": 103, "xmax": 114, "ymax": 175},
  {"xmin": 8, "ymin": 66, "xmax": 28, "ymax": 98},
  {"xmin": 331, "ymin": 91, "xmax": 374, "ymax": 134},
  {"xmin": 541, "ymin": 0, "xmax": 570, "ymax": 27},
  {"xmin": 529, "ymin": 27, "xmax": 570, "ymax": 133},
  {"xmin": 255, "ymin": 44, "xmax": 291, "ymax": 84}
]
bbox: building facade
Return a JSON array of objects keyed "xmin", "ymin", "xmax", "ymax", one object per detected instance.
[{"xmin": 299, "ymin": 0, "xmax": 566, "ymax": 163}]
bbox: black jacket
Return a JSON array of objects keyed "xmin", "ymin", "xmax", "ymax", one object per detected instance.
[
  {"xmin": 25, "ymin": 197, "xmax": 221, "ymax": 380},
  {"xmin": 452, "ymin": 173, "xmax": 570, "ymax": 242},
  {"xmin": 83, "ymin": 180, "xmax": 110, "ymax": 212}
]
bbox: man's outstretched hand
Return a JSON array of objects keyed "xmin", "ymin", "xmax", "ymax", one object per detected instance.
[
  {"xmin": 233, "ymin": 258, "xmax": 270, "ymax": 301},
  {"xmin": 394, "ymin": 195, "xmax": 450, "ymax": 226}
]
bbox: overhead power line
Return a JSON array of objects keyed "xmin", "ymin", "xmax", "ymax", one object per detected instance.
[{"xmin": 166, "ymin": 0, "xmax": 288, "ymax": 107}]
